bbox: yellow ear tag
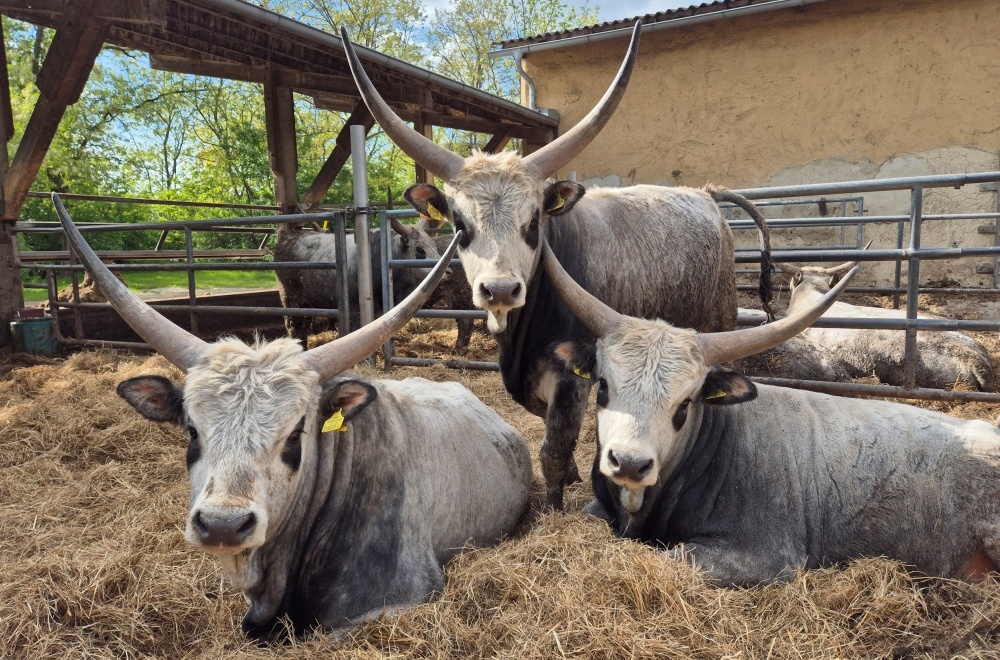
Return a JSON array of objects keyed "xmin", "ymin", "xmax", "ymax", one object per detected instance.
[
  {"xmin": 426, "ymin": 203, "xmax": 445, "ymax": 222},
  {"xmin": 706, "ymin": 390, "xmax": 727, "ymax": 400},
  {"xmin": 572, "ymin": 366, "xmax": 591, "ymax": 379},
  {"xmin": 549, "ymin": 195, "xmax": 565, "ymax": 212},
  {"xmin": 322, "ymin": 409, "xmax": 347, "ymax": 433}
]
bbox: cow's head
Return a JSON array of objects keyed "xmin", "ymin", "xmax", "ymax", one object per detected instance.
[
  {"xmin": 53, "ymin": 193, "xmax": 457, "ymax": 583},
  {"xmin": 780, "ymin": 259, "xmax": 857, "ymax": 301},
  {"xmin": 541, "ymin": 243, "xmax": 856, "ymax": 514},
  {"xmin": 389, "ymin": 216, "xmax": 444, "ymax": 283},
  {"xmin": 341, "ymin": 23, "xmax": 641, "ymax": 332}
]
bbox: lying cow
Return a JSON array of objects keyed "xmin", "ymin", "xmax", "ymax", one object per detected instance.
[
  {"xmin": 54, "ymin": 194, "xmax": 532, "ymax": 640},
  {"xmin": 274, "ymin": 218, "xmax": 440, "ymax": 342},
  {"xmin": 542, "ymin": 242, "xmax": 1000, "ymax": 584},
  {"xmin": 779, "ymin": 260, "xmax": 995, "ymax": 390}
]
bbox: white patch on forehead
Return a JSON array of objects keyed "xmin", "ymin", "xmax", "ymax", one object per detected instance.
[
  {"xmin": 600, "ymin": 320, "xmax": 707, "ymax": 405},
  {"xmin": 185, "ymin": 337, "xmax": 319, "ymax": 453}
]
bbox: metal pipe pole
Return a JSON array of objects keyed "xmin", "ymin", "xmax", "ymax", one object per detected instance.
[
  {"xmin": 351, "ymin": 125, "xmax": 375, "ymax": 328},
  {"xmin": 380, "ymin": 211, "xmax": 395, "ymax": 370},
  {"xmin": 334, "ymin": 212, "xmax": 351, "ymax": 335},
  {"xmin": 903, "ymin": 187, "xmax": 923, "ymax": 389}
]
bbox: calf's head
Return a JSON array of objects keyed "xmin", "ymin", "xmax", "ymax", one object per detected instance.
[
  {"xmin": 541, "ymin": 243, "xmax": 856, "ymax": 513},
  {"xmin": 341, "ymin": 22, "xmax": 641, "ymax": 332},
  {"xmin": 53, "ymin": 193, "xmax": 457, "ymax": 566}
]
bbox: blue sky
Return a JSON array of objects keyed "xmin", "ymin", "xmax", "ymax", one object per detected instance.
[{"xmin": 583, "ymin": 0, "xmax": 694, "ymax": 24}]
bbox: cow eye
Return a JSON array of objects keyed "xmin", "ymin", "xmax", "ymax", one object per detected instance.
[
  {"xmin": 416, "ymin": 247, "xmax": 426, "ymax": 259},
  {"xmin": 596, "ymin": 377, "xmax": 609, "ymax": 408},
  {"xmin": 672, "ymin": 399, "xmax": 691, "ymax": 431},
  {"xmin": 452, "ymin": 214, "xmax": 472, "ymax": 248},
  {"xmin": 281, "ymin": 428, "xmax": 303, "ymax": 471},
  {"xmin": 528, "ymin": 209, "xmax": 539, "ymax": 230},
  {"xmin": 185, "ymin": 426, "xmax": 201, "ymax": 469}
]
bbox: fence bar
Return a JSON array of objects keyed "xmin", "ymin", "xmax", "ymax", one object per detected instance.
[
  {"xmin": 903, "ymin": 187, "xmax": 923, "ymax": 388},
  {"xmin": 334, "ymin": 212, "xmax": 351, "ymax": 335},
  {"xmin": 184, "ymin": 227, "xmax": 199, "ymax": 335},
  {"xmin": 380, "ymin": 211, "xmax": 394, "ymax": 369},
  {"xmin": 389, "ymin": 356, "xmax": 500, "ymax": 371},
  {"xmin": 25, "ymin": 190, "xmax": 280, "ymax": 211},
  {"xmin": 752, "ymin": 377, "xmax": 1000, "ymax": 404},
  {"xmin": 53, "ymin": 301, "xmax": 342, "ymax": 319},
  {"xmin": 734, "ymin": 171, "xmax": 1000, "ymax": 199}
]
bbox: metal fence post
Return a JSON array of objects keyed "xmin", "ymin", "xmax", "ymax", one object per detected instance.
[
  {"xmin": 380, "ymin": 210, "xmax": 394, "ymax": 370},
  {"xmin": 350, "ymin": 125, "xmax": 374, "ymax": 329},
  {"xmin": 185, "ymin": 226, "xmax": 199, "ymax": 336},
  {"xmin": 334, "ymin": 211, "xmax": 350, "ymax": 335},
  {"xmin": 902, "ymin": 186, "xmax": 923, "ymax": 389}
]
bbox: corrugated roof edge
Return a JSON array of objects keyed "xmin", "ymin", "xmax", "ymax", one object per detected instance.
[{"xmin": 497, "ymin": 0, "xmax": 787, "ymax": 48}]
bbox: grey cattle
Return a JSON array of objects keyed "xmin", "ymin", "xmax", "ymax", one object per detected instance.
[
  {"xmin": 341, "ymin": 23, "xmax": 776, "ymax": 508},
  {"xmin": 54, "ymin": 194, "xmax": 531, "ymax": 641},
  {"xmin": 542, "ymin": 242, "xmax": 1000, "ymax": 585},
  {"xmin": 776, "ymin": 261, "xmax": 995, "ymax": 390},
  {"xmin": 274, "ymin": 218, "xmax": 440, "ymax": 342},
  {"xmin": 423, "ymin": 226, "xmax": 479, "ymax": 350}
]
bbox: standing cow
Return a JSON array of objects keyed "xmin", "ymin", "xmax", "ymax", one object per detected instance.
[
  {"xmin": 778, "ymin": 260, "xmax": 995, "ymax": 390},
  {"xmin": 341, "ymin": 23, "xmax": 776, "ymax": 508},
  {"xmin": 542, "ymin": 242, "xmax": 1000, "ymax": 584},
  {"xmin": 274, "ymin": 218, "xmax": 441, "ymax": 341},
  {"xmin": 54, "ymin": 195, "xmax": 532, "ymax": 641}
]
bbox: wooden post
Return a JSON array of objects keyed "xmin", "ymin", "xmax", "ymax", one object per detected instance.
[
  {"xmin": 0, "ymin": 3, "xmax": 106, "ymax": 346},
  {"xmin": 300, "ymin": 101, "xmax": 373, "ymax": 211},
  {"xmin": 263, "ymin": 67, "xmax": 299, "ymax": 215},
  {"xmin": 412, "ymin": 112, "xmax": 435, "ymax": 185},
  {"xmin": 482, "ymin": 128, "xmax": 512, "ymax": 154},
  {"xmin": 3, "ymin": 1, "xmax": 107, "ymax": 222}
]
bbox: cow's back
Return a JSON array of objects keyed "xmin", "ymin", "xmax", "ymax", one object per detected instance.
[
  {"xmin": 729, "ymin": 385, "xmax": 1000, "ymax": 576},
  {"xmin": 378, "ymin": 378, "xmax": 532, "ymax": 558},
  {"xmin": 551, "ymin": 185, "xmax": 736, "ymax": 333}
]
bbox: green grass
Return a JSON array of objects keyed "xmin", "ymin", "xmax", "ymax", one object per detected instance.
[{"xmin": 21, "ymin": 269, "xmax": 276, "ymax": 302}]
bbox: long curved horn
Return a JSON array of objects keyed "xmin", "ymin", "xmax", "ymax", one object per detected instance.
[
  {"xmin": 389, "ymin": 217, "xmax": 413, "ymax": 237},
  {"xmin": 302, "ymin": 231, "xmax": 461, "ymax": 379},
  {"xmin": 53, "ymin": 193, "xmax": 209, "ymax": 372},
  {"xmin": 775, "ymin": 261, "xmax": 801, "ymax": 276},
  {"xmin": 699, "ymin": 265, "xmax": 858, "ymax": 366},
  {"xmin": 523, "ymin": 21, "xmax": 641, "ymax": 179},
  {"xmin": 340, "ymin": 27, "xmax": 464, "ymax": 183},
  {"xmin": 818, "ymin": 241, "xmax": 872, "ymax": 275},
  {"xmin": 542, "ymin": 242, "xmax": 623, "ymax": 338}
]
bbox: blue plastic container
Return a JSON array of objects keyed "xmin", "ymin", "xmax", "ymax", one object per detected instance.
[{"xmin": 10, "ymin": 312, "xmax": 60, "ymax": 356}]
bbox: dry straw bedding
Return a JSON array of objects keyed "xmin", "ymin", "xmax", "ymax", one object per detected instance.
[{"xmin": 3, "ymin": 325, "xmax": 1000, "ymax": 659}]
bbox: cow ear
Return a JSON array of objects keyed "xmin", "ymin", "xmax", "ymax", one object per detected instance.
[
  {"xmin": 320, "ymin": 380, "xmax": 378, "ymax": 422},
  {"xmin": 404, "ymin": 184, "xmax": 449, "ymax": 224},
  {"xmin": 543, "ymin": 181, "xmax": 585, "ymax": 216},
  {"xmin": 116, "ymin": 376, "xmax": 184, "ymax": 424},
  {"xmin": 551, "ymin": 340, "xmax": 597, "ymax": 380},
  {"xmin": 700, "ymin": 368, "xmax": 757, "ymax": 406}
]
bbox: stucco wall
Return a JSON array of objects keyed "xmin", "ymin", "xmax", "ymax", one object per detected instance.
[{"xmin": 522, "ymin": 0, "xmax": 1000, "ymax": 285}]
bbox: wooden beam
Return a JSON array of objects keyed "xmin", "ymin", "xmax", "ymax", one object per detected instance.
[
  {"xmin": 0, "ymin": 219, "xmax": 22, "ymax": 346},
  {"xmin": 3, "ymin": 0, "xmax": 107, "ymax": 222},
  {"xmin": 413, "ymin": 113, "xmax": 435, "ymax": 185},
  {"xmin": 0, "ymin": 19, "xmax": 13, "ymax": 174},
  {"xmin": 149, "ymin": 54, "xmax": 265, "ymax": 83},
  {"xmin": 0, "ymin": 0, "xmax": 166, "ymax": 25},
  {"xmin": 263, "ymin": 68, "xmax": 299, "ymax": 215},
  {"xmin": 482, "ymin": 127, "xmax": 512, "ymax": 154},
  {"xmin": 396, "ymin": 108, "xmax": 550, "ymax": 143},
  {"xmin": 300, "ymin": 101, "xmax": 373, "ymax": 211}
]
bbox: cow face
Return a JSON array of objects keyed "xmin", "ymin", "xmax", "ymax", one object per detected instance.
[
  {"xmin": 404, "ymin": 152, "xmax": 584, "ymax": 333},
  {"xmin": 117, "ymin": 339, "xmax": 321, "ymax": 572},
  {"xmin": 391, "ymin": 221, "xmax": 443, "ymax": 284},
  {"xmin": 554, "ymin": 322, "xmax": 756, "ymax": 513}
]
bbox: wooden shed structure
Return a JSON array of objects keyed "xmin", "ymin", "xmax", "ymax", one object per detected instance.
[{"xmin": 0, "ymin": 0, "xmax": 557, "ymax": 345}]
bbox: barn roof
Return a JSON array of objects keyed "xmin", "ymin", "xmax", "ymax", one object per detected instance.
[
  {"xmin": 497, "ymin": 0, "xmax": 832, "ymax": 51},
  {"xmin": 0, "ymin": 0, "xmax": 557, "ymax": 142}
]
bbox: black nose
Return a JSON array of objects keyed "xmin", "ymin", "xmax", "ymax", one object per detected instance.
[
  {"xmin": 607, "ymin": 449, "xmax": 654, "ymax": 484},
  {"xmin": 479, "ymin": 281, "xmax": 522, "ymax": 307},
  {"xmin": 193, "ymin": 510, "xmax": 257, "ymax": 547}
]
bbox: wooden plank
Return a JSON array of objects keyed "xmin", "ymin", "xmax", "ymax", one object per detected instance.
[
  {"xmin": 0, "ymin": 0, "xmax": 166, "ymax": 25},
  {"xmin": 482, "ymin": 128, "xmax": 512, "ymax": 154},
  {"xmin": 263, "ymin": 68, "xmax": 299, "ymax": 215},
  {"xmin": 300, "ymin": 101, "xmax": 373, "ymax": 211},
  {"xmin": 3, "ymin": 0, "xmax": 107, "ymax": 222},
  {"xmin": 396, "ymin": 108, "xmax": 550, "ymax": 143}
]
